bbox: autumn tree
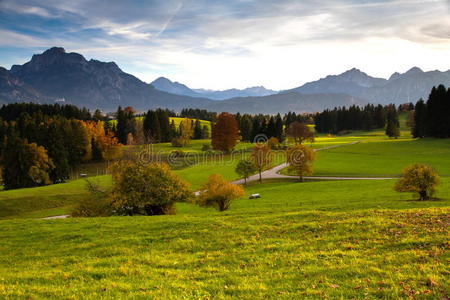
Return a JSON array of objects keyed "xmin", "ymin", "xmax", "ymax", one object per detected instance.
[
  {"xmin": 197, "ymin": 174, "xmax": 245, "ymax": 211},
  {"xmin": 179, "ymin": 118, "xmax": 194, "ymax": 146},
  {"xmin": 235, "ymin": 159, "xmax": 257, "ymax": 184},
  {"xmin": 286, "ymin": 144, "xmax": 315, "ymax": 182},
  {"xmin": 286, "ymin": 121, "xmax": 315, "ymax": 144},
  {"xmin": 109, "ymin": 161, "xmax": 192, "ymax": 215},
  {"xmin": 394, "ymin": 164, "xmax": 439, "ymax": 200},
  {"xmin": 250, "ymin": 144, "xmax": 272, "ymax": 182},
  {"xmin": 211, "ymin": 112, "xmax": 240, "ymax": 153},
  {"xmin": 267, "ymin": 137, "xmax": 280, "ymax": 150},
  {"xmin": 2, "ymin": 133, "xmax": 54, "ymax": 189}
]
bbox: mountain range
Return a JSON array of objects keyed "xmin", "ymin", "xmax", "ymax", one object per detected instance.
[
  {"xmin": 151, "ymin": 77, "xmax": 277, "ymax": 100},
  {"xmin": 1, "ymin": 47, "xmax": 450, "ymax": 113}
]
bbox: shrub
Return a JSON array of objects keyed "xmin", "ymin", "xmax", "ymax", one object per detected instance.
[
  {"xmin": 72, "ymin": 179, "xmax": 112, "ymax": 217},
  {"xmin": 268, "ymin": 137, "xmax": 280, "ymax": 150},
  {"xmin": 171, "ymin": 137, "xmax": 184, "ymax": 147},
  {"xmin": 201, "ymin": 144, "xmax": 211, "ymax": 151},
  {"xmin": 394, "ymin": 164, "xmax": 439, "ymax": 200},
  {"xmin": 109, "ymin": 161, "xmax": 192, "ymax": 215},
  {"xmin": 197, "ymin": 174, "xmax": 244, "ymax": 211}
]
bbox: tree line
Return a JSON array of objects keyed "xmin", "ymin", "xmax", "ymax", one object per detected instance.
[
  {"xmin": 0, "ymin": 103, "xmax": 121, "ymax": 190},
  {"xmin": 114, "ymin": 107, "xmax": 210, "ymax": 146},
  {"xmin": 314, "ymin": 104, "xmax": 388, "ymax": 134},
  {"xmin": 412, "ymin": 84, "xmax": 450, "ymax": 138}
]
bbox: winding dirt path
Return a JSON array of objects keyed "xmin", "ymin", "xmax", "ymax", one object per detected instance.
[{"xmin": 232, "ymin": 141, "xmax": 396, "ymax": 185}]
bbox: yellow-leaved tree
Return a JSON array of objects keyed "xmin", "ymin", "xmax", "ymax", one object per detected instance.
[
  {"xmin": 197, "ymin": 174, "xmax": 245, "ymax": 211},
  {"xmin": 395, "ymin": 164, "xmax": 439, "ymax": 200},
  {"xmin": 286, "ymin": 144, "xmax": 315, "ymax": 182}
]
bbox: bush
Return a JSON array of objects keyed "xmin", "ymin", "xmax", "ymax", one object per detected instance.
[
  {"xmin": 109, "ymin": 161, "xmax": 192, "ymax": 215},
  {"xmin": 197, "ymin": 174, "xmax": 244, "ymax": 211},
  {"xmin": 171, "ymin": 137, "xmax": 184, "ymax": 147},
  {"xmin": 394, "ymin": 164, "xmax": 440, "ymax": 200},
  {"xmin": 72, "ymin": 179, "xmax": 112, "ymax": 217},
  {"xmin": 268, "ymin": 137, "xmax": 280, "ymax": 150},
  {"xmin": 201, "ymin": 144, "xmax": 211, "ymax": 151}
]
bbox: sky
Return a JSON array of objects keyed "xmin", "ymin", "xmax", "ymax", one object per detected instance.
[{"xmin": 0, "ymin": 0, "xmax": 449, "ymax": 90}]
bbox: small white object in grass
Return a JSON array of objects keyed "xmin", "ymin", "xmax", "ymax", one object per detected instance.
[
  {"xmin": 249, "ymin": 193, "xmax": 261, "ymax": 199},
  {"xmin": 80, "ymin": 173, "xmax": 87, "ymax": 177}
]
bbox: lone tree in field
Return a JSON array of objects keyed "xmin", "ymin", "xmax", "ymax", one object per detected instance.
[
  {"xmin": 395, "ymin": 164, "xmax": 439, "ymax": 201},
  {"xmin": 235, "ymin": 159, "xmax": 257, "ymax": 184},
  {"xmin": 286, "ymin": 145, "xmax": 315, "ymax": 182},
  {"xmin": 197, "ymin": 174, "xmax": 245, "ymax": 211},
  {"xmin": 250, "ymin": 144, "xmax": 272, "ymax": 182},
  {"xmin": 286, "ymin": 121, "xmax": 315, "ymax": 144},
  {"xmin": 109, "ymin": 161, "xmax": 192, "ymax": 215},
  {"xmin": 211, "ymin": 112, "xmax": 240, "ymax": 153}
]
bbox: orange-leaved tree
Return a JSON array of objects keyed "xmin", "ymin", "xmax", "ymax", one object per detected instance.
[
  {"xmin": 197, "ymin": 174, "xmax": 244, "ymax": 211},
  {"xmin": 250, "ymin": 144, "xmax": 272, "ymax": 182},
  {"xmin": 286, "ymin": 121, "xmax": 315, "ymax": 144},
  {"xmin": 394, "ymin": 164, "xmax": 439, "ymax": 200},
  {"xmin": 211, "ymin": 112, "xmax": 240, "ymax": 153},
  {"xmin": 286, "ymin": 144, "xmax": 315, "ymax": 182}
]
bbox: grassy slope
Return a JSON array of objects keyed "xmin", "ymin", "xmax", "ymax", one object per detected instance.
[
  {"xmin": 0, "ymin": 179, "xmax": 449, "ymax": 299},
  {"xmin": 0, "ymin": 176, "xmax": 111, "ymax": 219},
  {"xmin": 313, "ymin": 138, "xmax": 450, "ymax": 177}
]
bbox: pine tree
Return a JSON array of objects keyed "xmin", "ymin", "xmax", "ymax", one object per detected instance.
[
  {"xmin": 193, "ymin": 119, "xmax": 202, "ymax": 139},
  {"xmin": 156, "ymin": 109, "xmax": 171, "ymax": 142},
  {"xmin": 385, "ymin": 105, "xmax": 400, "ymax": 139},
  {"xmin": 143, "ymin": 110, "xmax": 161, "ymax": 143},
  {"xmin": 412, "ymin": 99, "xmax": 427, "ymax": 138}
]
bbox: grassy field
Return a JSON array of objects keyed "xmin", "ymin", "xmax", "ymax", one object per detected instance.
[
  {"xmin": 0, "ymin": 176, "xmax": 111, "ymax": 219},
  {"xmin": 0, "ymin": 179, "xmax": 449, "ymax": 298},
  {"xmin": 1, "ymin": 123, "xmax": 449, "ymax": 298}
]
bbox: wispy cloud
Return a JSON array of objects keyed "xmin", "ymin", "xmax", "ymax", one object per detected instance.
[{"xmin": 0, "ymin": 0, "xmax": 449, "ymax": 89}]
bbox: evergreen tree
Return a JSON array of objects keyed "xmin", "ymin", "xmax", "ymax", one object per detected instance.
[
  {"xmin": 156, "ymin": 109, "xmax": 171, "ymax": 142},
  {"xmin": 143, "ymin": 110, "xmax": 161, "ymax": 143},
  {"xmin": 385, "ymin": 105, "xmax": 400, "ymax": 139},
  {"xmin": 193, "ymin": 119, "xmax": 202, "ymax": 139},
  {"xmin": 275, "ymin": 113, "xmax": 284, "ymax": 142},
  {"xmin": 412, "ymin": 99, "xmax": 427, "ymax": 138}
]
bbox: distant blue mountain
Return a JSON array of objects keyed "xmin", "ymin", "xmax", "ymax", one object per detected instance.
[{"xmin": 151, "ymin": 77, "xmax": 277, "ymax": 100}]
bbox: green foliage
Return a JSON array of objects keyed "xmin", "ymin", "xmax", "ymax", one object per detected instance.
[
  {"xmin": 395, "ymin": 164, "xmax": 439, "ymax": 200},
  {"xmin": 235, "ymin": 159, "xmax": 257, "ymax": 184},
  {"xmin": 109, "ymin": 161, "xmax": 192, "ymax": 215}
]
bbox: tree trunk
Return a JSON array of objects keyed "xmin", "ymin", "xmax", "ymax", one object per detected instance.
[
  {"xmin": 244, "ymin": 177, "xmax": 247, "ymax": 184},
  {"xmin": 419, "ymin": 190, "xmax": 428, "ymax": 201},
  {"xmin": 259, "ymin": 170, "xmax": 262, "ymax": 182}
]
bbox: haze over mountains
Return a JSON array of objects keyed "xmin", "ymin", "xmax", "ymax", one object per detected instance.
[
  {"xmin": 1, "ymin": 47, "xmax": 450, "ymax": 114},
  {"xmin": 151, "ymin": 77, "xmax": 277, "ymax": 100}
]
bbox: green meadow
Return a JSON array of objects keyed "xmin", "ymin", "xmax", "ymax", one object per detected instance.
[{"xmin": 0, "ymin": 127, "xmax": 449, "ymax": 299}]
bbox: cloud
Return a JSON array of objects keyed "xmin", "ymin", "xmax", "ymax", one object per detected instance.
[{"xmin": 0, "ymin": 0, "xmax": 449, "ymax": 89}]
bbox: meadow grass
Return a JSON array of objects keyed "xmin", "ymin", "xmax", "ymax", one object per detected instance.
[{"xmin": 0, "ymin": 178, "xmax": 448, "ymax": 299}]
